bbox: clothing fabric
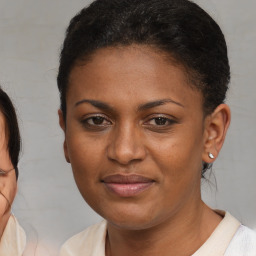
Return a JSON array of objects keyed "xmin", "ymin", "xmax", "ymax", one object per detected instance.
[
  {"xmin": 60, "ymin": 212, "xmax": 256, "ymax": 256},
  {"xmin": 0, "ymin": 215, "xmax": 26, "ymax": 256},
  {"xmin": 225, "ymin": 225, "xmax": 256, "ymax": 256}
]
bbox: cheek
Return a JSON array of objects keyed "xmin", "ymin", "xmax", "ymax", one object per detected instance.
[
  {"xmin": 66, "ymin": 132, "xmax": 107, "ymax": 187},
  {"xmin": 0, "ymin": 173, "xmax": 17, "ymax": 215},
  {"xmin": 148, "ymin": 138, "xmax": 203, "ymax": 215},
  {"xmin": 147, "ymin": 129, "xmax": 204, "ymax": 185},
  {"xmin": 152, "ymin": 133, "xmax": 203, "ymax": 166}
]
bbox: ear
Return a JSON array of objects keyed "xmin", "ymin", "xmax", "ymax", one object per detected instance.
[
  {"xmin": 58, "ymin": 109, "xmax": 70, "ymax": 163},
  {"xmin": 202, "ymin": 104, "xmax": 231, "ymax": 163}
]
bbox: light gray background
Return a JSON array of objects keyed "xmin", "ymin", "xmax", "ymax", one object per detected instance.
[{"xmin": 0, "ymin": 0, "xmax": 255, "ymax": 255}]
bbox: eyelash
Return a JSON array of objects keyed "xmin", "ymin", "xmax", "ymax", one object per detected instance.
[
  {"xmin": 0, "ymin": 168, "xmax": 14, "ymax": 176},
  {"xmin": 145, "ymin": 116, "xmax": 176, "ymax": 126},
  {"xmin": 80, "ymin": 114, "xmax": 177, "ymax": 131},
  {"xmin": 0, "ymin": 170, "xmax": 7, "ymax": 176},
  {"xmin": 81, "ymin": 114, "xmax": 112, "ymax": 130}
]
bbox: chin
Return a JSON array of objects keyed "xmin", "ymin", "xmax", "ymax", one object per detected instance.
[{"xmin": 97, "ymin": 203, "xmax": 162, "ymax": 231}]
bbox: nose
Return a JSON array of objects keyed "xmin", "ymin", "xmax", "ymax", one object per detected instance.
[{"xmin": 107, "ymin": 123, "xmax": 146, "ymax": 165}]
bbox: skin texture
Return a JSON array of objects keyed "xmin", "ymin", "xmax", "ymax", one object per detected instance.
[
  {"xmin": 0, "ymin": 111, "xmax": 17, "ymax": 237},
  {"xmin": 59, "ymin": 45, "xmax": 231, "ymax": 256}
]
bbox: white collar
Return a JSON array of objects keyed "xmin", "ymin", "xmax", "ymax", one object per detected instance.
[
  {"xmin": 0, "ymin": 215, "xmax": 26, "ymax": 256},
  {"xmin": 60, "ymin": 211, "xmax": 241, "ymax": 256}
]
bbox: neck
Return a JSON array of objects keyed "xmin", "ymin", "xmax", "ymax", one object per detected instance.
[{"xmin": 106, "ymin": 202, "xmax": 222, "ymax": 256}]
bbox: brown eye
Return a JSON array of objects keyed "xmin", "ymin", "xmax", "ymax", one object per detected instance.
[
  {"xmin": 154, "ymin": 117, "xmax": 168, "ymax": 125},
  {"xmin": 86, "ymin": 116, "xmax": 111, "ymax": 125},
  {"xmin": 148, "ymin": 117, "xmax": 172, "ymax": 126},
  {"xmin": 81, "ymin": 115, "xmax": 112, "ymax": 129},
  {"xmin": 90, "ymin": 116, "xmax": 105, "ymax": 125},
  {"xmin": 143, "ymin": 115, "xmax": 178, "ymax": 132}
]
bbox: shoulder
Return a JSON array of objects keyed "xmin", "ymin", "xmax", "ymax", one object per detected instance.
[
  {"xmin": 59, "ymin": 220, "xmax": 107, "ymax": 256},
  {"xmin": 225, "ymin": 225, "xmax": 256, "ymax": 256},
  {"xmin": 0, "ymin": 215, "xmax": 26, "ymax": 256}
]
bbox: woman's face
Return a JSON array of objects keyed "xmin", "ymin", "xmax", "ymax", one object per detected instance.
[
  {"xmin": 0, "ymin": 111, "xmax": 17, "ymax": 217},
  {"xmin": 60, "ymin": 45, "xmax": 210, "ymax": 230}
]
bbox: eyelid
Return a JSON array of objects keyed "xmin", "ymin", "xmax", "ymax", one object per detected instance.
[
  {"xmin": 142, "ymin": 114, "xmax": 178, "ymax": 130},
  {"xmin": 144, "ymin": 114, "xmax": 177, "ymax": 123},
  {"xmin": 81, "ymin": 113, "xmax": 111, "ymax": 121},
  {"xmin": 0, "ymin": 168, "xmax": 14, "ymax": 175},
  {"xmin": 0, "ymin": 170, "xmax": 6, "ymax": 175},
  {"xmin": 80, "ymin": 113, "xmax": 113, "ymax": 128}
]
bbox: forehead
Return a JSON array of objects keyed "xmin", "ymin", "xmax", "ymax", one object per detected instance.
[{"xmin": 67, "ymin": 45, "xmax": 202, "ymax": 110}]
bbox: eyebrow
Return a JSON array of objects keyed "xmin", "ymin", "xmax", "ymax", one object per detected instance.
[
  {"xmin": 75, "ymin": 99, "xmax": 114, "ymax": 112},
  {"xmin": 75, "ymin": 98, "xmax": 184, "ymax": 111},
  {"xmin": 138, "ymin": 99, "xmax": 184, "ymax": 111}
]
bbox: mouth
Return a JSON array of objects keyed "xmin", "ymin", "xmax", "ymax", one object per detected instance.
[{"xmin": 102, "ymin": 174, "xmax": 155, "ymax": 197}]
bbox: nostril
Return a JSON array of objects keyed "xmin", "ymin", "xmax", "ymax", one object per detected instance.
[
  {"xmin": 106, "ymin": 141, "xmax": 146, "ymax": 165},
  {"xmin": 107, "ymin": 147, "xmax": 138, "ymax": 165}
]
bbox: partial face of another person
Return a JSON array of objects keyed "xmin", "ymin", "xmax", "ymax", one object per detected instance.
[
  {"xmin": 0, "ymin": 111, "xmax": 17, "ymax": 217},
  {"xmin": 59, "ymin": 45, "xmax": 225, "ymax": 230}
]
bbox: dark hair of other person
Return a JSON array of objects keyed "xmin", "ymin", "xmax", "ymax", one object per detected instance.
[
  {"xmin": 0, "ymin": 87, "xmax": 21, "ymax": 179},
  {"xmin": 57, "ymin": 0, "xmax": 230, "ymax": 176}
]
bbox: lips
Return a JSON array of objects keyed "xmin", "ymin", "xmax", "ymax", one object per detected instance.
[{"xmin": 102, "ymin": 174, "xmax": 155, "ymax": 197}]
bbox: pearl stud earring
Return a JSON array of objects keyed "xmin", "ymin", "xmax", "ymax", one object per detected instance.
[{"xmin": 208, "ymin": 153, "xmax": 215, "ymax": 159}]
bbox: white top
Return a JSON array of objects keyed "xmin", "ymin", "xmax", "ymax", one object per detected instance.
[
  {"xmin": 0, "ymin": 215, "xmax": 26, "ymax": 256},
  {"xmin": 60, "ymin": 212, "xmax": 256, "ymax": 256}
]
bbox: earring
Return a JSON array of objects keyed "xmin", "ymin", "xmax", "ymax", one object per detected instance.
[{"xmin": 208, "ymin": 153, "xmax": 215, "ymax": 159}]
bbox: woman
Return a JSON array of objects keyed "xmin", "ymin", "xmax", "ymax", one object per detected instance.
[
  {"xmin": 57, "ymin": 0, "xmax": 256, "ymax": 255},
  {"xmin": 0, "ymin": 87, "xmax": 26, "ymax": 255}
]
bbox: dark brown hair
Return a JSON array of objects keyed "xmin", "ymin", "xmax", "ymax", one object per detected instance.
[{"xmin": 0, "ymin": 87, "xmax": 21, "ymax": 179}]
